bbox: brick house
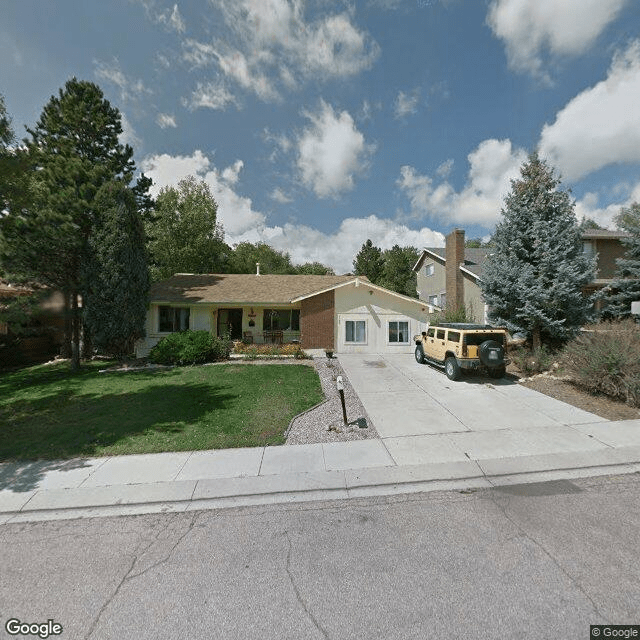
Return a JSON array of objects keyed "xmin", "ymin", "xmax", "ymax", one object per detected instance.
[
  {"xmin": 136, "ymin": 272, "xmax": 436, "ymax": 357},
  {"xmin": 412, "ymin": 228, "xmax": 631, "ymax": 322}
]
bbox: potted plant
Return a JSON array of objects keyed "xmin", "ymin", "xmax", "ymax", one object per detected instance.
[{"xmin": 325, "ymin": 347, "xmax": 334, "ymax": 359}]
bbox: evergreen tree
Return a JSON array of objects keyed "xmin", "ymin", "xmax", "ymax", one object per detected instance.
[
  {"xmin": 2, "ymin": 78, "xmax": 151, "ymax": 368},
  {"xmin": 353, "ymin": 239, "xmax": 384, "ymax": 283},
  {"xmin": 604, "ymin": 203, "xmax": 640, "ymax": 318},
  {"xmin": 378, "ymin": 245, "xmax": 420, "ymax": 298},
  {"xmin": 146, "ymin": 176, "xmax": 228, "ymax": 281},
  {"xmin": 481, "ymin": 153, "xmax": 595, "ymax": 349},
  {"xmin": 83, "ymin": 181, "xmax": 150, "ymax": 357}
]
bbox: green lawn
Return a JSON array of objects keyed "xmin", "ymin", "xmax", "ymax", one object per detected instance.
[{"xmin": 0, "ymin": 361, "xmax": 324, "ymax": 461}]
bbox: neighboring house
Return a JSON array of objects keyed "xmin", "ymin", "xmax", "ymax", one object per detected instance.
[
  {"xmin": 136, "ymin": 271, "xmax": 436, "ymax": 357},
  {"xmin": 413, "ymin": 230, "xmax": 489, "ymax": 323},
  {"xmin": 413, "ymin": 228, "xmax": 631, "ymax": 321}
]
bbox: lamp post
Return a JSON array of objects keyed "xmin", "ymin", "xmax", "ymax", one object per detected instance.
[{"xmin": 336, "ymin": 376, "xmax": 348, "ymax": 426}]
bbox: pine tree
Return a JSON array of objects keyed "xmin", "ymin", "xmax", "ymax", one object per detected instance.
[
  {"xmin": 353, "ymin": 239, "xmax": 384, "ymax": 283},
  {"xmin": 83, "ymin": 181, "xmax": 150, "ymax": 357},
  {"xmin": 1, "ymin": 78, "xmax": 150, "ymax": 368},
  {"xmin": 604, "ymin": 203, "xmax": 640, "ymax": 318},
  {"xmin": 481, "ymin": 153, "xmax": 595, "ymax": 349},
  {"xmin": 378, "ymin": 245, "xmax": 420, "ymax": 298}
]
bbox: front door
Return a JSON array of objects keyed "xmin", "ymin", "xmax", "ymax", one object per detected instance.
[{"xmin": 217, "ymin": 308, "xmax": 243, "ymax": 340}]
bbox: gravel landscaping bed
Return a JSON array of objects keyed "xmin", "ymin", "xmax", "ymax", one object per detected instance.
[{"xmin": 285, "ymin": 357, "xmax": 378, "ymax": 445}]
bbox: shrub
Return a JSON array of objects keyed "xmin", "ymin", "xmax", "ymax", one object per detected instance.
[
  {"xmin": 512, "ymin": 345, "xmax": 553, "ymax": 376},
  {"xmin": 149, "ymin": 330, "xmax": 231, "ymax": 366},
  {"xmin": 429, "ymin": 303, "xmax": 476, "ymax": 325},
  {"xmin": 233, "ymin": 342, "xmax": 308, "ymax": 358},
  {"xmin": 560, "ymin": 319, "xmax": 640, "ymax": 406}
]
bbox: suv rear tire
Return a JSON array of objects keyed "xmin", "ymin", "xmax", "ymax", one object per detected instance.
[
  {"xmin": 479, "ymin": 340, "xmax": 505, "ymax": 367},
  {"xmin": 415, "ymin": 345, "xmax": 425, "ymax": 364},
  {"xmin": 445, "ymin": 356, "xmax": 461, "ymax": 381}
]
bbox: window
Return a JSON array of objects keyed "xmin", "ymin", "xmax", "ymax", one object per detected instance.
[
  {"xmin": 428, "ymin": 295, "xmax": 438, "ymax": 306},
  {"xmin": 158, "ymin": 306, "xmax": 190, "ymax": 332},
  {"xmin": 345, "ymin": 320, "xmax": 366, "ymax": 343},
  {"xmin": 447, "ymin": 331, "xmax": 460, "ymax": 343},
  {"xmin": 425, "ymin": 263, "xmax": 434, "ymax": 277},
  {"xmin": 263, "ymin": 309, "xmax": 300, "ymax": 331},
  {"xmin": 436, "ymin": 329, "xmax": 445, "ymax": 340},
  {"xmin": 440, "ymin": 293, "xmax": 446, "ymax": 308},
  {"xmin": 427, "ymin": 327, "xmax": 436, "ymax": 338},
  {"xmin": 583, "ymin": 241, "xmax": 594, "ymax": 256},
  {"xmin": 388, "ymin": 321, "xmax": 409, "ymax": 343}
]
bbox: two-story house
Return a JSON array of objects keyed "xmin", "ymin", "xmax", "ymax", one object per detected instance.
[{"xmin": 413, "ymin": 228, "xmax": 632, "ymax": 322}]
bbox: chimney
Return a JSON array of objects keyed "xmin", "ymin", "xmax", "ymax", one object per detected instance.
[
  {"xmin": 256, "ymin": 262, "xmax": 260, "ymax": 276},
  {"xmin": 445, "ymin": 229, "xmax": 465, "ymax": 313}
]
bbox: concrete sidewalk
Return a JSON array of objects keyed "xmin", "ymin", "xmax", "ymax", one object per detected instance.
[{"xmin": 2, "ymin": 418, "xmax": 640, "ymax": 524}]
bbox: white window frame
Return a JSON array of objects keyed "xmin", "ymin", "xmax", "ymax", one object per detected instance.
[
  {"xmin": 388, "ymin": 320, "xmax": 410, "ymax": 345},
  {"xmin": 424, "ymin": 263, "xmax": 434, "ymax": 277},
  {"xmin": 345, "ymin": 319, "xmax": 367, "ymax": 344},
  {"xmin": 428, "ymin": 294, "xmax": 438, "ymax": 306}
]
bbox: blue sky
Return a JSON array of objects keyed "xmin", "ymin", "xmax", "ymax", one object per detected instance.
[{"xmin": 2, "ymin": 0, "xmax": 640, "ymax": 272}]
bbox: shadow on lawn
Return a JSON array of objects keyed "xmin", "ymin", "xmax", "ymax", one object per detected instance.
[{"xmin": 0, "ymin": 381, "xmax": 237, "ymax": 491}]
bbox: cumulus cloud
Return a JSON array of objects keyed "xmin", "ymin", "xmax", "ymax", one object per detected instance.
[
  {"xmin": 270, "ymin": 187, "xmax": 293, "ymax": 204},
  {"xmin": 538, "ymin": 40, "xmax": 640, "ymax": 182},
  {"xmin": 394, "ymin": 89, "xmax": 420, "ymax": 119},
  {"xmin": 297, "ymin": 101, "xmax": 373, "ymax": 198},
  {"xmin": 182, "ymin": 81, "xmax": 239, "ymax": 111},
  {"xmin": 94, "ymin": 58, "xmax": 152, "ymax": 102},
  {"xmin": 182, "ymin": 0, "xmax": 379, "ymax": 102},
  {"xmin": 398, "ymin": 139, "xmax": 527, "ymax": 225},
  {"xmin": 487, "ymin": 0, "xmax": 628, "ymax": 80},
  {"xmin": 574, "ymin": 181, "xmax": 640, "ymax": 229},
  {"xmin": 140, "ymin": 150, "xmax": 443, "ymax": 273},
  {"xmin": 156, "ymin": 113, "xmax": 177, "ymax": 129}
]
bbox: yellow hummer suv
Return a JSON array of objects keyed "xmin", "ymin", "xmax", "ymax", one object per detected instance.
[{"xmin": 414, "ymin": 323, "xmax": 509, "ymax": 380}]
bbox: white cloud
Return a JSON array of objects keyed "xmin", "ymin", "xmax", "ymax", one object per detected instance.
[
  {"xmin": 156, "ymin": 113, "xmax": 177, "ymax": 129},
  {"xmin": 270, "ymin": 187, "xmax": 293, "ymax": 203},
  {"xmin": 538, "ymin": 40, "xmax": 640, "ymax": 181},
  {"xmin": 119, "ymin": 112, "xmax": 142, "ymax": 149},
  {"xmin": 182, "ymin": 82, "xmax": 239, "ymax": 110},
  {"xmin": 436, "ymin": 159, "xmax": 454, "ymax": 178},
  {"xmin": 297, "ymin": 101, "xmax": 373, "ymax": 198},
  {"xmin": 394, "ymin": 89, "xmax": 420, "ymax": 119},
  {"xmin": 575, "ymin": 181, "xmax": 640, "ymax": 229},
  {"xmin": 94, "ymin": 58, "xmax": 152, "ymax": 102},
  {"xmin": 487, "ymin": 0, "xmax": 627, "ymax": 80},
  {"xmin": 397, "ymin": 138, "xmax": 527, "ymax": 225},
  {"xmin": 156, "ymin": 3, "xmax": 185, "ymax": 33},
  {"xmin": 182, "ymin": 0, "xmax": 379, "ymax": 102},
  {"xmin": 140, "ymin": 150, "xmax": 443, "ymax": 273}
]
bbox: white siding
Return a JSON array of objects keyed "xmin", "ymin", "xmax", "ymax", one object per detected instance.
[{"xmin": 335, "ymin": 285, "xmax": 431, "ymax": 354}]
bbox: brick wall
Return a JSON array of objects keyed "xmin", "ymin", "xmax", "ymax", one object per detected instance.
[
  {"xmin": 445, "ymin": 229, "xmax": 465, "ymax": 312},
  {"xmin": 300, "ymin": 290, "xmax": 334, "ymax": 349}
]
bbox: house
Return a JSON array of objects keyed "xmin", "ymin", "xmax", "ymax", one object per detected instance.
[
  {"xmin": 413, "ymin": 229, "xmax": 489, "ymax": 323},
  {"xmin": 413, "ymin": 228, "xmax": 632, "ymax": 321},
  {"xmin": 136, "ymin": 271, "xmax": 436, "ymax": 357}
]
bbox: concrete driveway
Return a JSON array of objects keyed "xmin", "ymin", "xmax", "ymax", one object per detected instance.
[{"xmin": 338, "ymin": 353, "xmax": 609, "ymax": 465}]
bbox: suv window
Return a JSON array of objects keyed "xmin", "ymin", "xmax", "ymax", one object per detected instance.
[
  {"xmin": 427, "ymin": 327, "xmax": 436, "ymax": 338},
  {"xmin": 464, "ymin": 333, "xmax": 504, "ymax": 346},
  {"xmin": 436, "ymin": 329, "xmax": 445, "ymax": 340},
  {"xmin": 447, "ymin": 331, "xmax": 460, "ymax": 343}
]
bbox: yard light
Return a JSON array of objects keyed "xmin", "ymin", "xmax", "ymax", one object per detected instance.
[{"xmin": 336, "ymin": 376, "xmax": 348, "ymax": 425}]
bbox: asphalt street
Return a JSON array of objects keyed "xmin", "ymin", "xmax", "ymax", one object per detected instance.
[{"xmin": 1, "ymin": 473, "xmax": 639, "ymax": 640}]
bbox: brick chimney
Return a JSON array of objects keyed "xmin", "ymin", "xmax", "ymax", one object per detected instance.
[{"xmin": 445, "ymin": 229, "xmax": 465, "ymax": 313}]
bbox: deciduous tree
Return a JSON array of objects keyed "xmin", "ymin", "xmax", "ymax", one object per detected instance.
[{"xmin": 352, "ymin": 239, "xmax": 384, "ymax": 283}]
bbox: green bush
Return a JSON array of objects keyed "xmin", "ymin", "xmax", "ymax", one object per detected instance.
[
  {"xmin": 149, "ymin": 330, "xmax": 231, "ymax": 366},
  {"xmin": 512, "ymin": 345, "xmax": 554, "ymax": 376},
  {"xmin": 560, "ymin": 319, "xmax": 640, "ymax": 406}
]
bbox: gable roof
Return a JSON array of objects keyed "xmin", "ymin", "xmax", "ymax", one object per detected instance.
[
  {"xmin": 149, "ymin": 273, "xmax": 369, "ymax": 305},
  {"xmin": 582, "ymin": 229, "xmax": 631, "ymax": 240},
  {"xmin": 414, "ymin": 247, "xmax": 491, "ymax": 281}
]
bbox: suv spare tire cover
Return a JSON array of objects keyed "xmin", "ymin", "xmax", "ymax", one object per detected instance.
[{"xmin": 479, "ymin": 339, "xmax": 504, "ymax": 366}]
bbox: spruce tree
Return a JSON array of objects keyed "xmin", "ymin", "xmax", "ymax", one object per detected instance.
[
  {"xmin": 353, "ymin": 239, "xmax": 384, "ymax": 283},
  {"xmin": 83, "ymin": 181, "xmax": 150, "ymax": 357},
  {"xmin": 605, "ymin": 203, "xmax": 640, "ymax": 318},
  {"xmin": 481, "ymin": 153, "xmax": 595, "ymax": 349}
]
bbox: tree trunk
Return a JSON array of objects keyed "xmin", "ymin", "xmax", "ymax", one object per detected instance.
[
  {"xmin": 61, "ymin": 289, "xmax": 72, "ymax": 358},
  {"xmin": 71, "ymin": 292, "xmax": 81, "ymax": 371},
  {"xmin": 532, "ymin": 325, "xmax": 542, "ymax": 351}
]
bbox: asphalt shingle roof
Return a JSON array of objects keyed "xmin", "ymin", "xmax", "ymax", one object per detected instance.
[{"xmin": 149, "ymin": 273, "xmax": 365, "ymax": 304}]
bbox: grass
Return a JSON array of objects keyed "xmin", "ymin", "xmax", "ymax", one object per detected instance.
[{"xmin": 0, "ymin": 361, "xmax": 324, "ymax": 461}]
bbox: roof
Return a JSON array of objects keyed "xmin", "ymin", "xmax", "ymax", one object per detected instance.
[
  {"xmin": 149, "ymin": 273, "xmax": 370, "ymax": 305},
  {"xmin": 415, "ymin": 247, "xmax": 491, "ymax": 280},
  {"xmin": 582, "ymin": 229, "xmax": 631, "ymax": 239}
]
